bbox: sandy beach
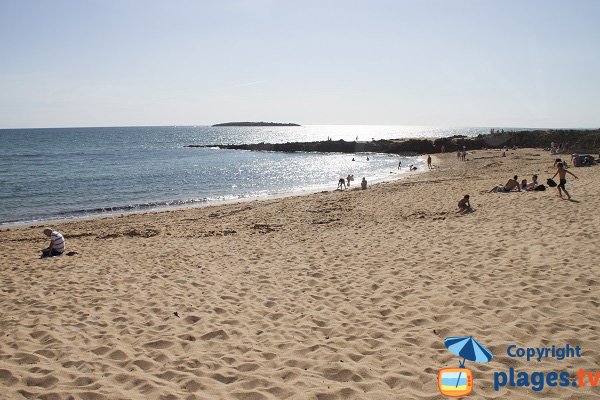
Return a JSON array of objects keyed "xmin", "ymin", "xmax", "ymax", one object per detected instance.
[{"xmin": 1, "ymin": 148, "xmax": 599, "ymax": 399}]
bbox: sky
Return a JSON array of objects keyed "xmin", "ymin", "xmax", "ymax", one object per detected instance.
[{"xmin": 0, "ymin": 0, "xmax": 599, "ymax": 129}]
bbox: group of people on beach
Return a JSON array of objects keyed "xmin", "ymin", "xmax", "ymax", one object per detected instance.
[
  {"xmin": 458, "ymin": 154, "xmax": 581, "ymax": 214},
  {"xmin": 398, "ymin": 160, "xmax": 418, "ymax": 171},
  {"xmin": 338, "ymin": 176, "xmax": 367, "ymax": 190},
  {"xmin": 489, "ymin": 160, "xmax": 578, "ymax": 199},
  {"xmin": 549, "ymin": 141, "xmax": 570, "ymax": 155},
  {"xmin": 341, "ymin": 154, "xmax": 424, "ymax": 192}
]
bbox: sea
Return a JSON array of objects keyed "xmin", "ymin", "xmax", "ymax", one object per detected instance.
[{"xmin": 0, "ymin": 125, "xmax": 498, "ymax": 226}]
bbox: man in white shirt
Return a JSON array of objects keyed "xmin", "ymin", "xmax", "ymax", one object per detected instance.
[{"xmin": 42, "ymin": 228, "xmax": 65, "ymax": 257}]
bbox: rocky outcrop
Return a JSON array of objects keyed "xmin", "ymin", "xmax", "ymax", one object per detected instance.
[{"xmin": 187, "ymin": 129, "xmax": 600, "ymax": 154}]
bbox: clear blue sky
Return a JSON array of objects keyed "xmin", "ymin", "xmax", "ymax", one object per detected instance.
[{"xmin": 1, "ymin": 0, "xmax": 599, "ymax": 128}]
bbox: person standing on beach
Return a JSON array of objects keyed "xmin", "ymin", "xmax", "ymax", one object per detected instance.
[
  {"xmin": 552, "ymin": 162, "xmax": 578, "ymax": 199},
  {"xmin": 361, "ymin": 177, "xmax": 367, "ymax": 190},
  {"xmin": 398, "ymin": 160, "xmax": 401, "ymax": 169},
  {"xmin": 41, "ymin": 228, "xmax": 65, "ymax": 258},
  {"xmin": 427, "ymin": 155, "xmax": 432, "ymax": 169}
]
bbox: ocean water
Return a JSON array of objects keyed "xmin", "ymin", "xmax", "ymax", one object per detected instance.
[{"xmin": 0, "ymin": 125, "xmax": 492, "ymax": 226}]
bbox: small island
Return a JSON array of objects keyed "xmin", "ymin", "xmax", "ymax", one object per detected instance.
[{"xmin": 212, "ymin": 121, "xmax": 301, "ymax": 127}]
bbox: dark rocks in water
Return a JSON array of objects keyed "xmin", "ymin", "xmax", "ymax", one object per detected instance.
[
  {"xmin": 187, "ymin": 139, "xmax": 434, "ymax": 155},
  {"xmin": 188, "ymin": 129, "xmax": 600, "ymax": 155},
  {"xmin": 212, "ymin": 122, "xmax": 301, "ymax": 127}
]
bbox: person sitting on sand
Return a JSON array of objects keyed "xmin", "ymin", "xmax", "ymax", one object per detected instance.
[
  {"xmin": 526, "ymin": 175, "xmax": 539, "ymax": 191},
  {"xmin": 338, "ymin": 178, "xmax": 346, "ymax": 190},
  {"xmin": 520, "ymin": 179, "xmax": 528, "ymax": 191},
  {"xmin": 490, "ymin": 175, "xmax": 521, "ymax": 192},
  {"xmin": 41, "ymin": 228, "xmax": 65, "ymax": 258},
  {"xmin": 457, "ymin": 195, "xmax": 472, "ymax": 212},
  {"xmin": 551, "ymin": 162, "xmax": 578, "ymax": 199},
  {"xmin": 361, "ymin": 177, "xmax": 367, "ymax": 190}
]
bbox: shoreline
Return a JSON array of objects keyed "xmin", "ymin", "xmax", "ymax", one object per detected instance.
[{"xmin": 1, "ymin": 155, "xmax": 426, "ymax": 230}]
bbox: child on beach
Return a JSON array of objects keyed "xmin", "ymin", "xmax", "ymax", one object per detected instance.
[
  {"xmin": 526, "ymin": 175, "xmax": 539, "ymax": 191},
  {"xmin": 520, "ymin": 179, "xmax": 528, "ymax": 191},
  {"xmin": 458, "ymin": 195, "xmax": 472, "ymax": 213},
  {"xmin": 551, "ymin": 162, "xmax": 578, "ymax": 199}
]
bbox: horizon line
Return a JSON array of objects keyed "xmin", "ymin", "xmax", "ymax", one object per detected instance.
[{"xmin": 1, "ymin": 124, "xmax": 599, "ymax": 131}]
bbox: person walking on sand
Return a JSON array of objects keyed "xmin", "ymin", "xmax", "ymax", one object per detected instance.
[
  {"xmin": 427, "ymin": 154, "xmax": 432, "ymax": 169},
  {"xmin": 41, "ymin": 228, "xmax": 65, "ymax": 258},
  {"xmin": 552, "ymin": 162, "xmax": 578, "ymax": 199}
]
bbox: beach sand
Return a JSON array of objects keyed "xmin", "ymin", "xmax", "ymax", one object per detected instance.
[{"xmin": 1, "ymin": 149, "xmax": 599, "ymax": 399}]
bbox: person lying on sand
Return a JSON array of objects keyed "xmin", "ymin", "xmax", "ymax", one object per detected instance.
[
  {"xmin": 41, "ymin": 228, "xmax": 65, "ymax": 258},
  {"xmin": 490, "ymin": 176, "xmax": 521, "ymax": 193}
]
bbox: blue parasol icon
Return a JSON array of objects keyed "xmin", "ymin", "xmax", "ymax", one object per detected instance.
[{"xmin": 444, "ymin": 336, "xmax": 493, "ymax": 388}]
